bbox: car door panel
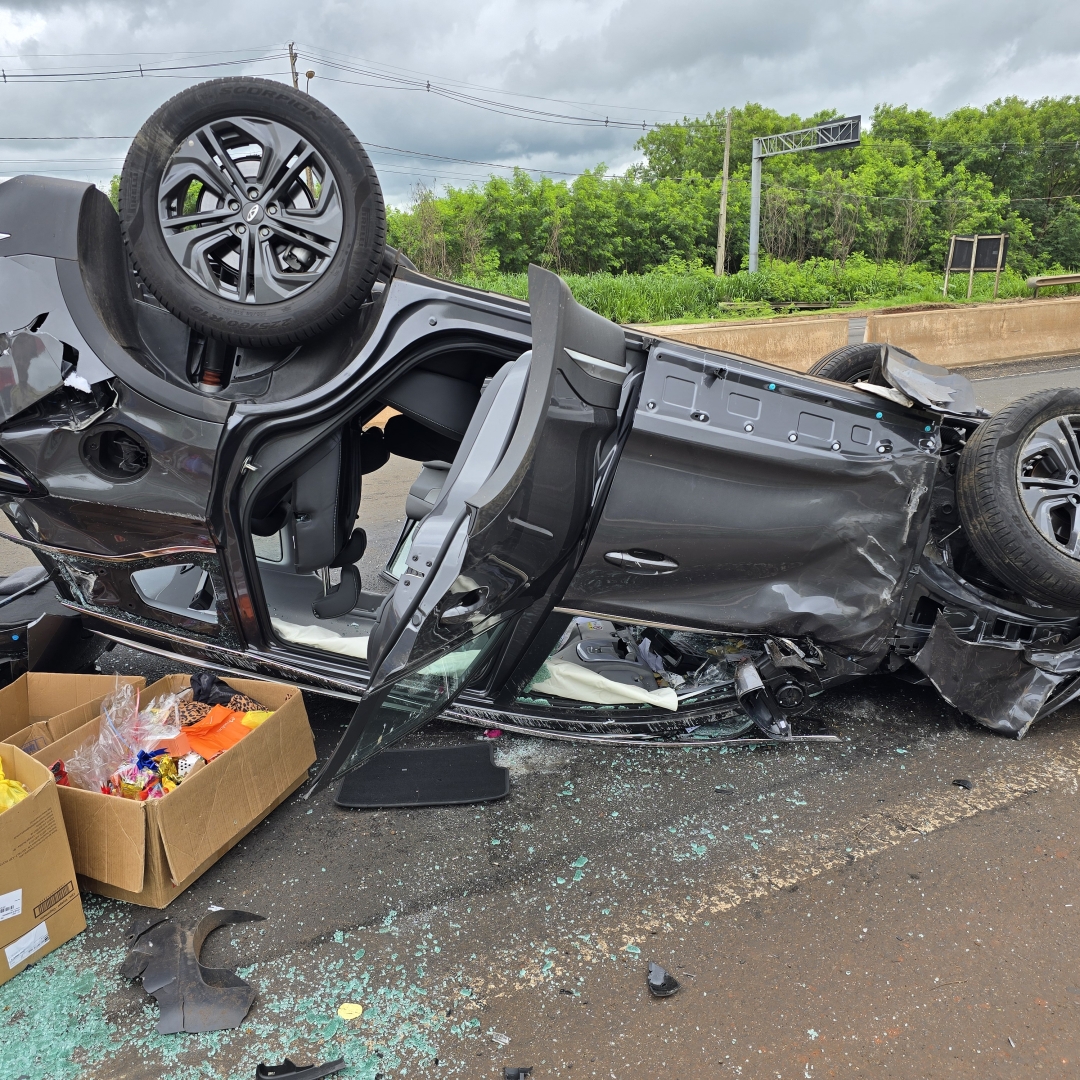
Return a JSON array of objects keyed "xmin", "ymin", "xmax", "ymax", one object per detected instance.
[
  {"xmin": 563, "ymin": 342, "xmax": 940, "ymax": 656},
  {"xmin": 308, "ymin": 266, "xmax": 626, "ymax": 790}
]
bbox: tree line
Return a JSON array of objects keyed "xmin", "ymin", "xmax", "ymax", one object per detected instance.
[{"xmin": 386, "ymin": 97, "xmax": 1080, "ymax": 282}]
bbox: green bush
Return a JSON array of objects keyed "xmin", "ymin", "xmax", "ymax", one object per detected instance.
[{"xmin": 457, "ymin": 255, "xmax": 1038, "ymax": 324}]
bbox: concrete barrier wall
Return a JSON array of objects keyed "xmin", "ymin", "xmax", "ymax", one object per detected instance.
[
  {"xmin": 639, "ymin": 313, "xmax": 849, "ymax": 372},
  {"xmin": 865, "ymin": 296, "xmax": 1080, "ymax": 368},
  {"xmin": 639, "ymin": 295, "xmax": 1080, "ymax": 371}
]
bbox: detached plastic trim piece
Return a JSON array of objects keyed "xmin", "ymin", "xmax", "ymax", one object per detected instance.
[{"xmin": 255, "ymin": 1059, "xmax": 345, "ymax": 1080}]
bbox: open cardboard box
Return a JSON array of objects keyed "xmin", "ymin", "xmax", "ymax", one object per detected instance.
[
  {"xmin": 33, "ymin": 675, "xmax": 315, "ymax": 908},
  {"xmin": 0, "ymin": 743, "xmax": 86, "ymax": 986},
  {"xmin": 0, "ymin": 673, "xmax": 146, "ymax": 756}
]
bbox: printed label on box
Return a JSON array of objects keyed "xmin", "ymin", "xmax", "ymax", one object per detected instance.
[
  {"xmin": 0, "ymin": 890, "xmax": 21, "ymax": 922},
  {"xmin": 34, "ymin": 881, "xmax": 74, "ymax": 921},
  {"xmin": 4, "ymin": 921, "xmax": 49, "ymax": 969}
]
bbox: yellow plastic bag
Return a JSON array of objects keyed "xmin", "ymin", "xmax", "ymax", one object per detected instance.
[
  {"xmin": 241, "ymin": 710, "xmax": 274, "ymax": 729},
  {"xmin": 0, "ymin": 758, "xmax": 28, "ymax": 813}
]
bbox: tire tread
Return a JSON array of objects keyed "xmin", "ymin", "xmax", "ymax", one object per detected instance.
[{"xmin": 808, "ymin": 342, "xmax": 884, "ymax": 384}]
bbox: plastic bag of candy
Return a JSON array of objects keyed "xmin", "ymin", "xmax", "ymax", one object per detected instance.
[
  {"xmin": 103, "ymin": 748, "xmax": 181, "ymax": 800},
  {"xmin": 66, "ymin": 680, "xmax": 183, "ymax": 792}
]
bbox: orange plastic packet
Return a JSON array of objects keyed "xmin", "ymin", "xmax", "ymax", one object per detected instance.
[{"xmin": 181, "ymin": 704, "xmax": 251, "ymax": 761}]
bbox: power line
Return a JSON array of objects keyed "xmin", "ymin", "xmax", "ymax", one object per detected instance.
[
  {"xmin": 305, "ymin": 48, "xmax": 638, "ymax": 112},
  {"xmin": 0, "ymin": 46, "xmax": 280, "ymax": 59},
  {"xmin": 305, "ymin": 65, "xmax": 660, "ymax": 131},
  {"xmin": 292, "ymin": 42, "xmax": 688, "ymax": 119},
  {"xmin": 0, "ymin": 54, "xmax": 288, "ymax": 82},
  {"xmin": 365, "ymin": 142, "xmax": 582, "ymax": 176},
  {"xmin": 0, "ymin": 43, "xmax": 660, "ymax": 128},
  {"xmin": 0, "ymin": 157, "xmax": 124, "ymax": 164}
]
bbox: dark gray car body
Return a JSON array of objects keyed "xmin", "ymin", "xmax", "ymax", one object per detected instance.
[{"xmin": 1, "ymin": 173, "xmax": 1078, "ymax": 762}]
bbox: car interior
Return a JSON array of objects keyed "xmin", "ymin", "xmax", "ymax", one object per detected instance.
[{"xmin": 250, "ymin": 343, "xmax": 521, "ymax": 661}]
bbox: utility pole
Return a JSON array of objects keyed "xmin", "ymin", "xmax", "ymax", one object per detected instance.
[
  {"xmin": 288, "ymin": 42, "xmax": 299, "ymax": 90},
  {"xmin": 304, "ymin": 68, "xmax": 316, "ymax": 195},
  {"xmin": 287, "ymin": 44, "xmax": 316, "ymax": 198},
  {"xmin": 715, "ymin": 109, "xmax": 732, "ymax": 276}
]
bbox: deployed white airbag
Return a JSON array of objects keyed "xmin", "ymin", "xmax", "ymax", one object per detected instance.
[
  {"xmin": 272, "ymin": 617, "xmax": 369, "ymax": 660},
  {"xmin": 527, "ymin": 656, "xmax": 678, "ymax": 711}
]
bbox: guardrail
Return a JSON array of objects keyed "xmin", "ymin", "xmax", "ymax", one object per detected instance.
[{"xmin": 1026, "ymin": 273, "xmax": 1080, "ymax": 297}]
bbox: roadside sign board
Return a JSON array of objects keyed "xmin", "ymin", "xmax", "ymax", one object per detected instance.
[{"xmin": 944, "ymin": 233, "xmax": 1009, "ymax": 298}]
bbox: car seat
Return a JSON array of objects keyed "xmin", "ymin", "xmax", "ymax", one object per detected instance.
[{"xmin": 250, "ymin": 424, "xmax": 366, "ymax": 619}]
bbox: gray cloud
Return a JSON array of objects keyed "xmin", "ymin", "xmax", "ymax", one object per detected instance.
[{"xmin": 0, "ymin": 0, "xmax": 1076, "ymax": 203}]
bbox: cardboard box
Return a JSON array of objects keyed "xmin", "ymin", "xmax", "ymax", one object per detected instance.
[
  {"xmin": 0, "ymin": 673, "xmax": 146, "ymax": 756},
  {"xmin": 34, "ymin": 675, "xmax": 314, "ymax": 908},
  {"xmin": 0, "ymin": 744, "xmax": 86, "ymax": 986}
]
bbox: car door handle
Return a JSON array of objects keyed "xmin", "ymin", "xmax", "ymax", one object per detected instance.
[
  {"xmin": 440, "ymin": 587, "xmax": 490, "ymax": 623},
  {"xmin": 604, "ymin": 550, "xmax": 679, "ymax": 575}
]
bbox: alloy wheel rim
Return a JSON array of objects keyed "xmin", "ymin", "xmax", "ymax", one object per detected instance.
[
  {"xmin": 156, "ymin": 116, "xmax": 343, "ymax": 304},
  {"xmin": 1016, "ymin": 413, "xmax": 1080, "ymax": 560},
  {"xmin": 845, "ymin": 367, "xmax": 875, "ymax": 384}
]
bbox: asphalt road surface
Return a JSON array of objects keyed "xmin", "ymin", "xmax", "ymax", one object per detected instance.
[
  {"xmin": 5, "ymin": 353, "xmax": 1080, "ymax": 1080},
  {"xmin": 966, "ymin": 351, "xmax": 1080, "ymax": 413}
]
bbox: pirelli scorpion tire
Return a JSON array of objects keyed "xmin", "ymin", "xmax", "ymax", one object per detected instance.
[
  {"xmin": 808, "ymin": 342, "xmax": 884, "ymax": 384},
  {"xmin": 119, "ymin": 77, "xmax": 385, "ymax": 347},
  {"xmin": 956, "ymin": 388, "xmax": 1080, "ymax": 609}
]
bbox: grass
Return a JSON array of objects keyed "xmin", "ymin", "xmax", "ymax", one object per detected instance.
[{"xmin": 454, "ymin": 254, "xmax": 1072, "ymax": 325}]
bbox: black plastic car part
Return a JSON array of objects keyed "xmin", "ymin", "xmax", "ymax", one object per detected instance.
[
  {"xmin": 120, "ymin": 909, "xmax": 265, "ymax": 1034},
  {"xmin": 335, "ymin": 742, "xmax": 509, "ymax": 808},
  {"xmin": 646, "ymin": 961, "xmax": 681, "ymax": 997},
  {"xmin": 254, "ymin": 1060, "xmax": 345, "ymax": 1080}
]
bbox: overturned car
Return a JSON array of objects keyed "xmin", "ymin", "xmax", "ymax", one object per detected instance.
[{"xmin": 1, "ymin": 78, "xmax": 1079, "ymax": 795}]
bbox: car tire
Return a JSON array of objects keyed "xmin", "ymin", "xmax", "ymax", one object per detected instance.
[
  {"xmin": 956, "ymin": 388, "xmax": 1080, "ymax": 609},
  {"xmin": 808, "ymin": 342, "xmax": 885, "ymax": 384},
  {"xmin": 119, "ymin": 77, "xmax": 385, "ymax": 347}
]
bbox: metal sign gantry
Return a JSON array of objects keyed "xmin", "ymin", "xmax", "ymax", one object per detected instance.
[{"xmin": 748, "ymin": 116, "xmax": 861, "ymax": 272}]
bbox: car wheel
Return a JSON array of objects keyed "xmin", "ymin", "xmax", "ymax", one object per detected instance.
[
  {"xmin": 119, "ymin": 77, "xmax": 385, "ymax": 347},
  {"xmin": 956, "ymin": 388, "xmax": 1080, "ymax": 609},
  {"xmin": 808, "ymin": 342, "xmax": 884, "ymax": 384}
]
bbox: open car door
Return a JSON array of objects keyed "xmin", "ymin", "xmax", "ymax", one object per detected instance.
[{"xmin": 307, "ymin": 265, "xmax": 631, "ymax": 794}]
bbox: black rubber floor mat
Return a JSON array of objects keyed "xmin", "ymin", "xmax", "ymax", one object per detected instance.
[{"xmin": 334, "ymin": 742, "xmax": 509, "ymax": 808}]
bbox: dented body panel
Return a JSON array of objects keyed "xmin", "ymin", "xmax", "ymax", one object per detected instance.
[{"xmin": 565, "ymin": 342, "xmax": 939, "ymax": 657}]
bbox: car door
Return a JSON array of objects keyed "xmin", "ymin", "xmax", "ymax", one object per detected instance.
[
  {"xmin": 308, "ymin": 265, "xmax": 629, "ymax": 792},
  {"xmin": 560, "ymin": 338, "xmax": 940, "ymax": 658}
]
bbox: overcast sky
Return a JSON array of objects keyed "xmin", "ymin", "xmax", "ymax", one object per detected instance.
[{"xmin": 0, "ymin": 0, "xmax": 1077, "ymax": 205}]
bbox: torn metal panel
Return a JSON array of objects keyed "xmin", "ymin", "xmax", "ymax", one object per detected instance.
[
  {"xmin": 882, "ymin": 345, "xmax": 981, "ymax": 416},
  {"xmin": 0, "ymin": 253, "xmax": 114, "ymax": 385},
  {"xmin": 0, "ymin": 382, "xmax": 222, "ymax": 525},
  {"xmin": 1028, "ymin": 638, "xmax": 1080, "ymax": 676},
  {"xmin": 913, "ymin": 615, "xmax": 1064, "ymax": 736},
  {"xmin": 0, "ymin": 325, "xmax": 67, "ymax": 424}
]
